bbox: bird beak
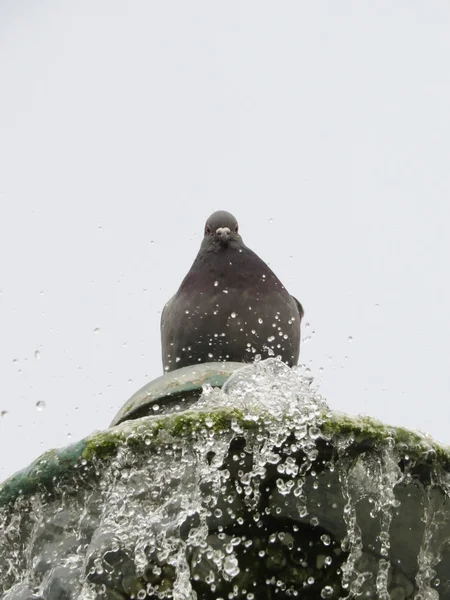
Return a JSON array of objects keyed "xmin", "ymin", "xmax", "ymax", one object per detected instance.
[{"xmin": 216, "ymin": 227, "xmax": 231, "ymax": 242}]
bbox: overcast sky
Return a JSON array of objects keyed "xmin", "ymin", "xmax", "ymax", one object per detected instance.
[{"xmin": 1, "ymin": 1, "xmax": 450, "ymax": 481}]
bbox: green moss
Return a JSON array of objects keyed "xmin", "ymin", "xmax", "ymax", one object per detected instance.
[
  {"xmin": 81, "ymin": 408, "xmax": 252, "ymax": 463},
  {"xmin": 320, "ymin": 412, "xmax": 450, "ymax": 472},
  {"xmin": 2, "ymin": 407, "xmax": 450, "ymax": 510},
  {"xmin": 81, "ymin": 408, "xmax": 450, "ymax": 477}
]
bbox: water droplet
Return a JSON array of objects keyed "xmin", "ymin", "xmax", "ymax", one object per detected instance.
[
  {"xmin": 1, "ymin": 410, "xmax": 8, "ymax": 417},
  {"xmin": 230, "ymin": 312, "xmax": 237, "ymax": 318},
  {"xmin": 214, "ymin": 280, "xmax": 219, "ymax": 287},
  {"xmin": 93, "ymin": 328, "xmax": 100, "ymax": 334},
  {"xmin": 34, "ymin": 350, "xmax": 40, "ymax": 360},
  {"xmin": 268, "ymin": 218, "xmax": 273, "ymax": 224},
  {"xmin": 202, "ymin": 383, "xmax": 213, "ymax": 396},
  {"xmin": 321, "ymin": 586, "xmax": 334, "ymax": 598},
  {"xmin": 348, "ymin": 336, "xmax": 353, "ymax": 342},
  {"xmin": 223, "ymin": 555, "xmax": 240, "ymax": 579},
  {"xmin": 223, "ymin": 289, "xmax": 229, "ymax": 294},
  {"xmin": 152, "ymin": 404, "xmax": 160, "ymax": 412},
  {"xmin": 320, "ymin": 534, "xmax": 331, "ymax": 546},
  {"xmin": 36, "ymin": 401, "xmax": 46, "ymax": 411},
  {"xmin": 231, "ymin": 419, "xmax": 243, "ymax": 434},
  {"xmin": 309, "ymin": 426, "xmax": 321, "ymax": 439},
  {"xmin": 258, "ymin": 318, "xmax": 263, "ymax": 324},
  {"xmin": 267, "ymin": 335, "xmax": 275, "ymax": 342}
]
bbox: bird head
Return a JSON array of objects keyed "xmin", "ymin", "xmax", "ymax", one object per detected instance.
[{"xmin": 203, "ymin": 210, "xmax": 241, "ymax": 247}]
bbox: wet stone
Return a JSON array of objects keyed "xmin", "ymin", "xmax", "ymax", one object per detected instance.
[
  {"xmin": 121, "ymin": 573, "xmax": 145, "ymax": 596},
  {"xmin": 97, "ymin": 591, "xmax": 126, "ymax": 600},
  {"xmin": 390, "ymin": 587, "xmax": 407, "ymax": 600},
  {"xmin": 393, "ymin": 571, "xmax": 414, "ymax": 598}
]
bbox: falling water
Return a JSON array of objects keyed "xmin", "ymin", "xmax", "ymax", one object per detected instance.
[{"xmin": 0, "ymin": 358, "xmax": 449, "ymax": 599}]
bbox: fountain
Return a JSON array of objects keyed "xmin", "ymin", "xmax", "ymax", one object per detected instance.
[{"xmin": 1, "ymin": 358, "xmax": 449, "ymax": 599}]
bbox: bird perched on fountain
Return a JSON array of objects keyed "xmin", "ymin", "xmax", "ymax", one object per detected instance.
[{"xmin": 161, "ymin": 210, "xmax": 304, "ymax": 373}]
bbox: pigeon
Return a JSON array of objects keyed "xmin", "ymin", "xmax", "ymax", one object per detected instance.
[{"xmin": 161, "ymin": 210, "xmax": 304, "ymax": 372}]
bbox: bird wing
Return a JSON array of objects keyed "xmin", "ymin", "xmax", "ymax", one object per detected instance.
[
  {"xmin": 292, "ymin": 295, "xmax": 304, "ymax": 321},
  {"xmin": 160, "ymin": 295, "xmax": 175, "ymax": 369},
  {"xmin": 160, "ymin": 295, "xmax": 174, "ymax": 333}
]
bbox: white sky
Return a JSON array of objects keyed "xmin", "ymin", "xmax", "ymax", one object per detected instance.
[{"xmin": 1, "ymin": 1, "xmax": 450, "ymax": 480}]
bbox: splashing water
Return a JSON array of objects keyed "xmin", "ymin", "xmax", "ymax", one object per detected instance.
[{"xmin": 0, "ymin": 358, "xmax": 449, "ymax": 599}]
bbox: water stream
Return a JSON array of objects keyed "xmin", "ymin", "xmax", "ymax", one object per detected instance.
[{"xmin": 1, "ymin": 359, "xmax": 449, "ymax": 599}]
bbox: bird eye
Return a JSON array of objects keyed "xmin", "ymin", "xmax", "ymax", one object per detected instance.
[
  {"xmin": 205, "ymin": 225, "xmax": 212, "ymax": 235},
  {"xmin": 234, "ymin": 224, "xmax": 239, "ymax": 232}
]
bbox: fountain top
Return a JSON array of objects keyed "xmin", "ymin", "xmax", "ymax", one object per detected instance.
[{"xmin": 110, "ymin": 361, "xmax": 244, "ymax": 426}]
